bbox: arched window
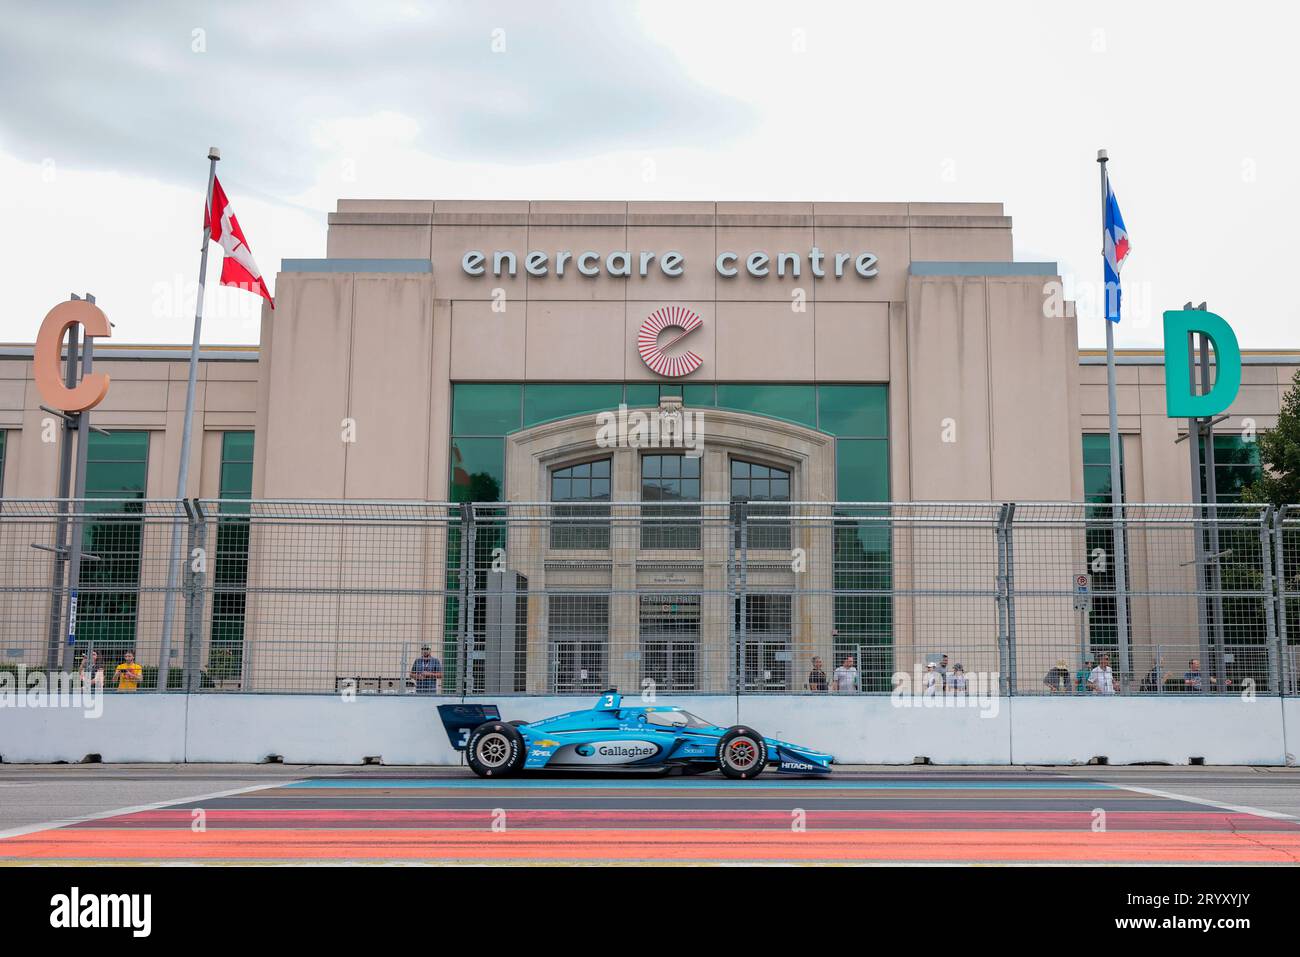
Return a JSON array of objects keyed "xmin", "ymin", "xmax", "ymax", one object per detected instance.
[
  {"xmin": 730, "ymin": 459, "xmax": 791, "ymax": 550},
  {"xmin": 641, "ymin": 453, "xmax": 701, "ymax": 549},
  {"xmin": 550, "ymin": 458, "xmax": 611, "ymax": 549}
]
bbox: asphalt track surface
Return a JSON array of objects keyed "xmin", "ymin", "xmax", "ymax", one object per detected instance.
[{"xmin": 2, "ymin": 765, "xmax": 1299, "ymax": 864}]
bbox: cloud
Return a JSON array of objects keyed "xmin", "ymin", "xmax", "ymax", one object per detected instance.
[{"xmin": 0, "ymin": 0, "xmax": 753, "ymax": 195}]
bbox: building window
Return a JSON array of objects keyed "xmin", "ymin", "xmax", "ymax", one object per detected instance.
[
  {"xmin": 832, "ymin": 513, "xmax": 893, "ymax": 692},
  {"xmin": 1083, "ymin": 434, "xmax": 1125, "ymax": 504},
  {"xmin": 716, "ymin": 385, "xmax": 817, "ymax": 429},
  {"xmin": 550, "ymin": 458, "xmax": 611, "ymax": 549},
  {"xmin": 641, "ymin": 454, "xmax": 701, "ymax": 549},
  {"xmin": 76, "ymin": 431, "xmax": 149, "ymax": 658},
  {"xmin": 735, "ymin": 593, "xmax": 792, "ymax": 691},
  {"xmin": 548, "ymin": 594, "xmax": 608, "ymax": 693},
  {"xmin": 524, "ymin": 383, "xmax": 623, "ymax": 429},
  {"xmin": 210, "ymin": 432, "xmax": 253, "ymax": 686},
  {"xmin": 640, "ymin": 594, "xmax": 699, "ymax": 692},
  {"xmin": 731, "ymin": 459, "xmax": 791, "ymax": 550},
  {"xmin": 1082, "ymin": 434, "xmax": 1128, "ymax": 652},
  {"xmin": 1198, "ymin": 434, "xmax": 1262, "ymax": 503}
]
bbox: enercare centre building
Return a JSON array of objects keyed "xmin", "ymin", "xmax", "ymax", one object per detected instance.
[{"xmin": 0, "ymin": 200, "xmax": 1293, "ymax": 695}]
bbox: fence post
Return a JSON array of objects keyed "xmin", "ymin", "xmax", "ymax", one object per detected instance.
[
  {"xmin": 998, "ymin": 504, "xmax": 1008, "ymax": 696},
  {"xmin": 1275, "ymin": 506, "xmax": 1291, "ymax": 695},
  {"xmin": 724, "ymin": 504, "xmax": 734, "ymax": 693},
  {"xmin": 1258, "ymin": 507, "xmax": 1280, "ymax": 696},
  {"xmin": 182, "ymin": 499, "xmax": 205, "ymax": 693},
  {"xmin": 735, "ymin": 501, "xmax": 748, "ymax": 695},
  {"xmin": 994, "ymin": 503, "xmax": 1013, "ymax": 697},
  {"xmin": 456, "ymin": 503, "xmax": 474, "ymax": 697}
]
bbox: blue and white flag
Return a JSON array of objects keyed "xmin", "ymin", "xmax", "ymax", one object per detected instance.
[{"xmin": 1102, "ymin": 178, "xmax": 1131, "ymax": 323}]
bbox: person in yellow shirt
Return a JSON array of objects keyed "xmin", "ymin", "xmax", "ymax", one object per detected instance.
[{"xmin": 114, "ymin": 651, "xmax": 143, "ymax": 691}]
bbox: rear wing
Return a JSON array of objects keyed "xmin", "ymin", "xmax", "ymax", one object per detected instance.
[{"xmin": 437, "ymin": 703, "xmax": 502, "ymax": 751}]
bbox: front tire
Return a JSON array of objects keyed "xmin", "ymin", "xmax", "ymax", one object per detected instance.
[
  {"xmin": 717, "ymin": 726, "xmax": 768, "ymax": 779},
  {"xmin": 466, "ymin": 721, "xmax": 525, "ymax": 778}
]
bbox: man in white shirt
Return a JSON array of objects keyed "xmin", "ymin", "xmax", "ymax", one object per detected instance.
[
  {"xmin": 831, "ymin": 654, "xmax": 859, "ymax": 693},
  {"xmin": 1088, "ymin": 654, "xmax": 1117, "ymax": 695}
]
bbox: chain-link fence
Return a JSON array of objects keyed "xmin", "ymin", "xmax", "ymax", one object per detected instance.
[{"xmin": 1, "ymin": 498, "xmax": 1295, "ymax": 696}]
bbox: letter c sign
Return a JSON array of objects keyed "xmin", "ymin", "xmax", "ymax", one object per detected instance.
[{"xmin": 34, "ymin": 300, "xmax": 112, "ymax": 412}]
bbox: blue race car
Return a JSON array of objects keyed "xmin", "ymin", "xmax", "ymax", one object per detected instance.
[{"xmin": 438, "ymin": 690, "xmax": 833, "ymax": 779}]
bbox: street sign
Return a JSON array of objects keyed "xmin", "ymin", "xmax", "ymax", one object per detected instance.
[{"xmin": 1073, "ymin": 574, "xmax": 1092, "ymax": 612}]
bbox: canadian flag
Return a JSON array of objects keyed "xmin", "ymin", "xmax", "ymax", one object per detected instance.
[{"xmin": 205, "ymin": 177, "xmax": 274, "ymax": 308}]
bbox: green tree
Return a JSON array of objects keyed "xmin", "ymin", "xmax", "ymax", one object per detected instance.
[{"xmin": 1243, "ymin": 369, "xmax": 1300, "ymax": 507}]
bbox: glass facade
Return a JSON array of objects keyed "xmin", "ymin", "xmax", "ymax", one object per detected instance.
[
  {"xmin": 76, "ymin": 431, "xmax": 149, "ymax": 651},
  {"xmin": 211, "ymin": 432, "xmax": 254, "ymax": 684},
  {"xmin": 1082, "ymin": 434, "xmax": 1127, "ymax": 651},
  {"xmin": 449, "ymin": 382, "xmax": 889, "ymax": 502},
  {"xmin": 449, "ymin": 382, "xmax": 891, "ymax": 692},
  {"xmin": 1198, "ymin": 434, "xmax": 1262, "ymax": 503}
]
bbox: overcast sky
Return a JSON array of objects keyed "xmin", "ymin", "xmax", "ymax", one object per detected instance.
[{"xmin": 0, "ymin": 0, "xmax": 1295, "ymax": 348}]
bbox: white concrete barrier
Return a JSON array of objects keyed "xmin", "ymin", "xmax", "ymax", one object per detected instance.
[
  {"xmin": 1010, "ymin": 696, "xmax": 1289, "ymax": 766},
  {"xmin": 1, "ymin": 692, "xmax": 1295, "ymax": 765},
  {"xmin": 1281, "ymin": 698, "xmax": 1300, "ymax": 766},
  {"xmin": 739, "ymin": 694, "xmax": 1011, "ymax": 764},
  {"xmin": 184, "ymin": 694, "xmax": 456, "ymax": 764},
  {"xmin": 0, "ymin": 693, "xmax": 188, "ymax": 763}
]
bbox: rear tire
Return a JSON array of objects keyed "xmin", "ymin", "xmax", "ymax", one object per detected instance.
[
  {"xmin": 466, "ymin": 721, "xmax": 525, "ymax": 778},
  {"xmin": 717, "ymin": 726, "xmax": 768, "ymax": 780}
]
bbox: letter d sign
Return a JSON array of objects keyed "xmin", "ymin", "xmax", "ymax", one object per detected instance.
[{"xmin": 1162, "ymin": 309, "xmax": 1241, "ymax": 418}]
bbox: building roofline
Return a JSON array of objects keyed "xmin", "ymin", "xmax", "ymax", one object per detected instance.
[
  {"xmin": 1078, "ymin": 348, "xmax": 1300, "ymax": 365},
  {"xmin": 0, "ymin": 343, "xmax": 259, "ymax": 361}
]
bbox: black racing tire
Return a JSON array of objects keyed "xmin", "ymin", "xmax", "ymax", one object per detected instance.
[
  {"xmin": 717, "ymin": 726, "xmax": 768, "ymax": 780},
  {"xmin": 508, "ymin": 719, "xmax": 530, "ymax": 728},
  {"xmin": 466, "ymin": 721, "xmax": 526, "ymax": 778}
]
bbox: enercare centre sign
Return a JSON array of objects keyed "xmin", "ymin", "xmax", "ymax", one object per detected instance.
[{"xmin": 461, "ymin": 247, "xmax": 880, "ymax": 280}]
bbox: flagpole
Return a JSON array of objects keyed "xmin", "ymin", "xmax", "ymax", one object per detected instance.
[
  {"xmin": 1098, "ymin": 148, "xmax": 1131, "ymax": 686},
  {"xmin": 158, "ymin": 146, "xmax": 220, "ymax": 686}
]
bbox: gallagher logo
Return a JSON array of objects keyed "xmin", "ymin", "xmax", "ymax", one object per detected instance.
[
  {"xmin": 637, "ymin": 306, "xmax": 703, "ymax": 377},
  {"xmin": 575, "ymin": 744, "xmax": 596, "ymax": 756}
]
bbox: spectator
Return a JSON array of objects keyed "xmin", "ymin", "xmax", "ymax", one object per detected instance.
[
  {"xmin": 806, "ymin": 656, "xmax": 828, "ymax": 692},
  {"xmin": 923, "ymin": 661, "xmax": 939, "ymax": 695},
  {"xmin": 409, "ymin": 645, "xmax": 442, "ymax": 694},
  {"xmin": 937, "ymin": 653, "xmax": 951, "ymax": 690},
  {"xmin": 1075, "ymin": 658, "xmax": 1095, "ymax": 694},
  {"xmin": 1138, "ymin": 664, "xmax": 1160, "ymax": 694},
  {"xmin": 78, "ymin": 651, "xmax": 104, "ymax": 690},
  {"xmin": 114, "ymin": 651, "xmax": 143, "ymax": 692},
  {"xmin": 831, "ymin": 655, "xmax": 859, "ymax": 694},
  {"xmin": 1043, "ymin": 658, "xmax": 1071, "ymax": 693},
  {"xmin": 1184, "ymin": 658, "xmax": 1204, "ymax": 693},
  {"xmin": 1088, "ymin": 654, "xmax": 1117, "ymax": 695},
  {"xmin": 949, "ymin": 663, "xmax": 967, "ymax": 695}
]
